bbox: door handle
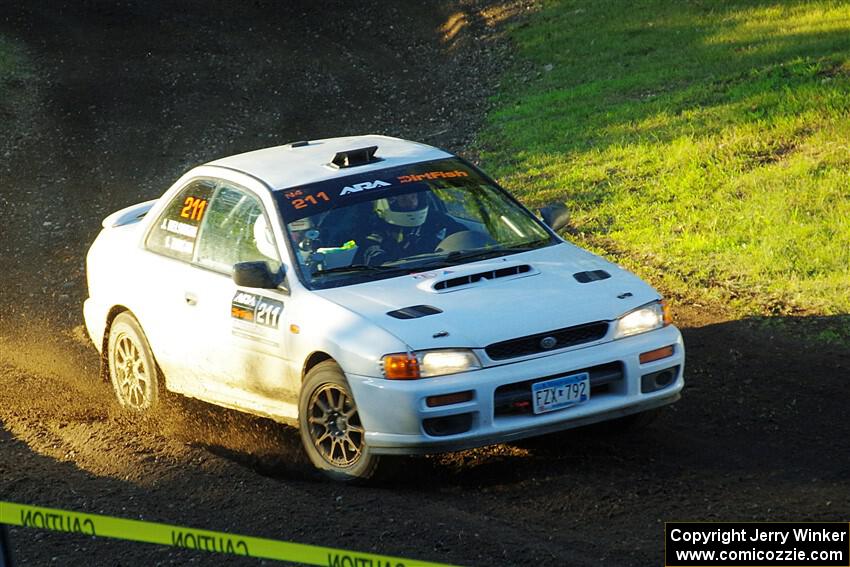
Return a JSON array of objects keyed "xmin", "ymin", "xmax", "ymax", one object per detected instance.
[{"xmin": 184, "ymin": 292, "xmax": 198, "ymax": 306}]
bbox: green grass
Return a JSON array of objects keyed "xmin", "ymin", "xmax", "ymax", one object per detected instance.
[{"xmin": 479, "ymin": 0, "xmax": 850, "ymax": 317}]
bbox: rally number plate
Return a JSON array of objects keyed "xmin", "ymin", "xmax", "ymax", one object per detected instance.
[{"xmin": 531, "ymin": 372, "xmax": 590, "ymax": 415}]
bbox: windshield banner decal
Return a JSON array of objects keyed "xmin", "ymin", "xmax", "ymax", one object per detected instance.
[{"xmin": 275, "ymin": 158, "xmax": 476, "ymax": 222}]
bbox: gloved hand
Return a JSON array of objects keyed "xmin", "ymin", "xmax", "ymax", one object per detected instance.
[{"xmin": 363, "ymin": 244, "xmax": 388, "ymax": 266}]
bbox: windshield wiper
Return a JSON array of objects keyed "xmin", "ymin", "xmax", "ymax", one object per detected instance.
[
  {"xmin": 445, "ymin": 239, "xmax": 550, "ymax": 261},
  {"xmin": 311, "ymin": 264, "xmax": 410, "ymax": 278},
  {"xmin": 377, "ymin": 239, "xmax": 555, "ymax": 272},
  {"xmin": 445, "ymin": 248, "xmax": 512, "ymax": 263},
  {"xmin": 403, "ymin": 248, "xmax": 513, "ymax": 271},
  {"xmin": 504, "ymin": 238, "xmax": 552, "ymax": 251}
]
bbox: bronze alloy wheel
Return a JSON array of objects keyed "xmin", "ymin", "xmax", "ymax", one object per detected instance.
[
  {"xmin": 107, "ymin": 313, "xmax": 159, "ymax": 412},
  {"xmin": 307, "ymin": 383, "xmax": 365, "ymax": 467},
  {"xmin": 298, "ymin": 360, "xmax": 380, "ymax": 481}
]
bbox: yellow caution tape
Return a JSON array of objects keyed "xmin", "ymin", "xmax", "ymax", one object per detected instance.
[{"xmin": 0, "ymin": 501, "xmax": 458, "ymax": 567}]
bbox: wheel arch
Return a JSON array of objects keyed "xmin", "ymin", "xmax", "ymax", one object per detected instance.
[
  {"xmin": 100, "ymin": 305, "xmax": 131, "ymax": 381},
  {"xmin": 302, "ymin": 351, "xmax": 334, "ymax": 381}
]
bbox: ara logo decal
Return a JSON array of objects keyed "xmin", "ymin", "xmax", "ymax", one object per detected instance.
[
  {"xmin": 339, "ymin": 180, "xmax": 391, "ymax": 196},
  {"xmin": 232, "ymin": 292, "xmax": 258, "ymax": 308}
]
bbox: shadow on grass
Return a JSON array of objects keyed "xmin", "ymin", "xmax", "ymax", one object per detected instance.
[
  {"xmin": 479, "ymin": 1, "xmax": 850, "ymax": 318},
  {"xmin": 487, "ymin": 0, "xmax": 850, "ymax": 167},
  {"xmin": 481, "ymin": 0, "xmax": 850, "ymax": 230}
]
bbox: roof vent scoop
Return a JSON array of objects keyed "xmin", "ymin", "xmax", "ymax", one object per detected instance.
[{"xmin": 330, "ymin": 146, "xmax": 380, "ymax": 169}]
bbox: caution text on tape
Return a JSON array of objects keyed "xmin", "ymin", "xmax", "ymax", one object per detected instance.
[{"xmin": 0, "ymin": 501, "xmax": 457, "ymax": 567}]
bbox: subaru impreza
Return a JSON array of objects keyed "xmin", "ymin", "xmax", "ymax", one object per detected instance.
[{"xmin": 84, "ymin": 135, "xmax": 685, "ymax": 481}]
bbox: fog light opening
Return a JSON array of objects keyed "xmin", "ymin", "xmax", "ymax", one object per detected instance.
[
  {"xmin": 423, "ymin": 413, "xmax": 473, "ymax": 437},
  {"xmin": 640, "ymin": 365, "xmax": 680, "ymax": 394},
  {"xmin": 654, "ymin": 370, "xmax": 674, "ymax": 389}
]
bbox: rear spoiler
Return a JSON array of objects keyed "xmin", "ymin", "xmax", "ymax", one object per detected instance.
[{"xmin": 101, "ymin": 199, "xmax": 158, "ymax": 229}]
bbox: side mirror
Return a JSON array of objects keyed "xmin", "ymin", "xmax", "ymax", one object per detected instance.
[
  {"xmin": 233, "ymin": 261, "xmax": 282, "ymax": 289},
  {"xmin": 538, "ymin": 202, "xmax": 570, "ymax": 233}
]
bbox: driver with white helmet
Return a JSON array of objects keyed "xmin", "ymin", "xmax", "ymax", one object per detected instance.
[{"xmin": 361, "ymin": 190, "xmax": 464, "ymax": 266}]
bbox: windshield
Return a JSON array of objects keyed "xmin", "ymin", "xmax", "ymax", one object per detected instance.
[{"xmin": 273, "ymin": 158, "xmax": 555, "ymax": 289}]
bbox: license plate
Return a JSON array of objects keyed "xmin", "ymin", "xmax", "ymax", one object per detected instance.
[{"xmin": 531, "ymin": 372, "xmax": 590, "ymax": 415}]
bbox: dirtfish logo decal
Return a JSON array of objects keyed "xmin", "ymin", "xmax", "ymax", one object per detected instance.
[{"xmin": 339, "ymin": 180, "xmax": 391, "ymax": 196}]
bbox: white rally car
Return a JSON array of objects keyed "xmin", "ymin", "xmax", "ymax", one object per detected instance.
[{"xmin": 84, "ymin": 135, "xmax": 685, "ymax": 481}]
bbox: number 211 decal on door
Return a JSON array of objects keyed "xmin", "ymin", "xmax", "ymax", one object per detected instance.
[{"xmin": 231, "ymin": 291, "xmax": 283, "ymax": 329}]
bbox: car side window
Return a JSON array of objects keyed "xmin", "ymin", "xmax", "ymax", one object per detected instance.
[
  {"xmin": 146, "ymin": 180, "xmax": 216, "ymax": 262},
  {"xmin": 195, "ymin": 184, "xmax": 282, "ymax": 275}
]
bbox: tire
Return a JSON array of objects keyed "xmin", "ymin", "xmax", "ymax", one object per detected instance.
[
  {"xmin": 107, "ymin": 312, "xmax": 160, "ymax": 412},
  {"xmin": 298, "ymin": 360, "xmax": 380, "ymax": 482}
]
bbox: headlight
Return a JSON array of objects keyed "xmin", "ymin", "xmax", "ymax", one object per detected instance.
[
  {"xmin": 612, "ymin": 300, "xmax": 671, "ymax": 339},
  {"xmin": 382, "ymin": 349, "xmax": 481, "ymax": 379}
]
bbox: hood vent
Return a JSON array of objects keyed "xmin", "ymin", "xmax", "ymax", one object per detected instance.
[
  {"xmin": 387, "ymin": 305, "xmax": 443, "ymax": 320},
  {"xmin": 573, "ymin": 270, "xmax": 611, "ymax": 283},
  {"xmin": 433, "ymin": 264, "xmax": 533, "ymax": 291}
]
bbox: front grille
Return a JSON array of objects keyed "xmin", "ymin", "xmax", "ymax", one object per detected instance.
[
  {"xmin": 485, "ymin": 321, "xmax": 609, "ymax": 360},
  {"xmin": 494, "ymin": 362, "xmax": 623, "ymax": 417}
]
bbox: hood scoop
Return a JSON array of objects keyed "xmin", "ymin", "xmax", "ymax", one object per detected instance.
[
  {"xmin": 423, "ymin": 263, "xmax": 537, "ymax": 293},
  {"xmin": 387, "ymin": 305, "xmax": 443, "ymax": 320},
  {"xmin": 573, "ymin": 270, "xmax": 611, "ymax": 283}
]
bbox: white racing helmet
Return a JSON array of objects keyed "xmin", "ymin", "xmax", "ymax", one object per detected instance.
[
  {"xmin": 374, "ymin": 192, "xmax": 429, "ymax": 227},
  {"xmin": 253, "ymin": 213, "xmax": 279, "ymax": 260}
]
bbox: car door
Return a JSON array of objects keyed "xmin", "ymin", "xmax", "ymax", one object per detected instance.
[
  {"xmin": 140, "ymin": 179, "xmax": 218, "ymax": 395},
  {"xmin": 190, "ymin": 181, "xmax": 296, "ymax": 409}
]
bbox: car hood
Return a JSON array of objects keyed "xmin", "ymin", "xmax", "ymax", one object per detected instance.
[{"xmin": 314, "ymin": 243, "xmax": 660, "ymax": 352}]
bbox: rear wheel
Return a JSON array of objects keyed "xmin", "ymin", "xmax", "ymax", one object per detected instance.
[
  {"xmin": 299, "ymin": 360, "xmax": 380, "ymax": 482},
  {"xmin": 107, "ymin": 312, "xmax": 159, "ymax": 411}
]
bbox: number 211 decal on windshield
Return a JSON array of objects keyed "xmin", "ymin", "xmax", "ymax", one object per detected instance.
[{"xmin": 290, "ymin": 191, "xmax": 330, "ymax": 210}]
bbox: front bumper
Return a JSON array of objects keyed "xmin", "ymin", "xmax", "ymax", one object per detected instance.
[
  {"xmin": 347, "ymin": 325, "xmax": 685, "ymax": 455},
  {"xmin": 83, "ymin": 297, "xmax": 107, "ymax": 353}
]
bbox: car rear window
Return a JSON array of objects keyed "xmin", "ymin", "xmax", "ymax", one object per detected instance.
[{"xmin": 146, "ymin": 180, "xmax": 216, "ymax": 262}]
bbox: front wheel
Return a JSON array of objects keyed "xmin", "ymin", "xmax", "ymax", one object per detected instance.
[
  {"xmin": 298, "ymin": 361, "xmax": 380, "ymax": 482},
  {"xmin": 107, "ymin": 312, "xmax": 160, "ymax": 412}
]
